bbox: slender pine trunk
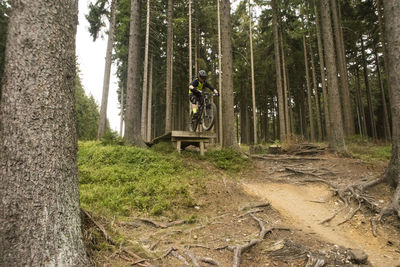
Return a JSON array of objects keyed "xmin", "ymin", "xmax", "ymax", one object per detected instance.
[{"xmin": 303, "ymin": 35, "xmax": 315, "ymax": 142}]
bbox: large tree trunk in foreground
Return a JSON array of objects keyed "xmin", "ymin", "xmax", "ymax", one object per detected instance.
[
  {"xmin": 272, "ymin": 0, "xmax": 285, "ymax": 141},
  {"xmin": 383, "ymin": 0, "xmax": 400, "ymax": 189},
  {"xmin": 220, "ymin": 0, "xmax": 237, "ymax": 148},
  {"xmin": 320, "ymin": 0, "xmax": 345, "ymax": 151},
  {"xmin": 125, "ymin": 0, "xmax": 145, "ymax": 146},
  {"xmin": 0, "ymin": 1, "xmax": 87, "ymax": 265},
  {"xmin": 98, "ymin": 0, "xmax": 118, "ymax": 139}
]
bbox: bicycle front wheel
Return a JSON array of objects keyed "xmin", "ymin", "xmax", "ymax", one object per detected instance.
[
  {"xmin": 189, "ymin": 111, "xmax": 199, "ymax": 132},
  {"xmin": 202, "ymin": 102, "xmax": 217, "ymax": 131}
]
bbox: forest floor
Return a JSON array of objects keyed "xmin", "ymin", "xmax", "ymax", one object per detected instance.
[{"xmin": 86, "ymin": 145, "xmax": 400, "ymax": 267}]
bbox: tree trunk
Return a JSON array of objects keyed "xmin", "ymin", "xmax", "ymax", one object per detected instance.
[
  {"xmin": 165, "ymin": 0, "xmax": 173, "ymax": 133},
  {"xmin": 125, "ymin": 0, "xmax": 145, "ymax": 146},
  {"xmin": 217, "ymin": 0, "xmax": 223, "ymax": 144},
  {"xmin": 141, "ymin": 0, "xmax": 150, "ymax": 140},
  {"xmin": 331, "ymin": 0, "xmax": 354, "ymax": 136},
  {"xmin": 377, "ymin": 0, "xmax": 392, "ymax": 110},
  {"xmin": 360, "ymin": 37, "xmax": 377, "ymax": 140},
  {"xmin": 383, "ymin": 0, "xmax": 400, "ymax": 187},
  {"xmin": 309, "ymin": 42, "xmax": 323, "ymax": 141},
  {"xmin": 120, "ymin": 86, "xmax": 125, "ymax": 137},
  {"xmin": 272, "ymin": 0, "xmax": 285, "ymax": 141},
  {"xmin": 314, "ymin": 1, "xmax": 330, "ymax": 140},
  {"xmin": 147, "ymin": 55, "xmax": 153, "ymax": 142},
  {"xmin": 303, "ymin": 35, "xmax": 315, "ymax": 142},
  {"xmin": 98, "ymin": 0, "xmax": 118, "ymax": 139},
  {"xmin": 189, "ymin": 0, "xmax": 192, "ymax": 83},
  {"xmin": 220, "ymin": 0, "xmax": 238, "ymax": 148},
  {"xmin": 355, "ymin": 67, "xmax": 368, "ymax": 137},
  {"xmin": 320, "ymin": 0, "xmax": 345, "ymax": 151},
  {"xmin": 375, "ymin": 49, "xmax": 391, "ymax": 141},
  {"xmin": 280, "ymin": 30, "xmax": 290, "ymax": 138},
  {"xmin": 249, "ymin": 0, "xmax": 257, "ymax": 144},
  {"xmin": 0, "ymin": 1, "xmax": 87, "ymax": 265}
]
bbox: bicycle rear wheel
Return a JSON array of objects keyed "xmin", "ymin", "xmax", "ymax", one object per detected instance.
[
  {"xmin": 202, "ymin": 102, "xmax": 217, "ymax": 131},
  {"xmin": 189, "ymin": 111, "xmax": 199, "ymax": 132}
]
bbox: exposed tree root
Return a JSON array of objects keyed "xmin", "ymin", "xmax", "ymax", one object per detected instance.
[
  {"xmin": 163, "ymin": 247, "xmax": 220, "ymax": 266},
  {"xmin": 134, "ymin": 218, "xmax": 185, "ymax": 228},
  {"xmin": 82, "ymin": 209, "xmax": 115, "ymax": 245},
  {"xmin": 231, "ymin": 213, "xmax": 290, "ymax": 267}
]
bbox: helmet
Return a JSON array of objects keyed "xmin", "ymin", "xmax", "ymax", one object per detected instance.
[{"xmin": 198, "ymin": 70, "xmax": 207, "ymax": 79}]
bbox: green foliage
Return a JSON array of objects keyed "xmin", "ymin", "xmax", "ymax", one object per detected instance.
[
  {"xmin": 75, "ymin": 75, "xmax": 101, "ymax": 140},
  {"xmin": 86, "ymin": 0, "xmax": 109, "ymax": 41},
  {"xmin": 205, "ymin": 148, "xmax": 251, "ymax": 172},
  {"xmin": 78, "ymin": 142, "xmax": 195, "ymax": 217},
  {"xmin": 100, "ymin": 130, "xmax": 125, "ymax": 145}
]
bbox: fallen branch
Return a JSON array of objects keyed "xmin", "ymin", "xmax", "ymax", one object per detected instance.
[{"xmin": 170, "ymin": 249, "xmax": 190, "ymax": 267}]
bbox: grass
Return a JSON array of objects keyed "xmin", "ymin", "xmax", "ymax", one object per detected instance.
[
  {"xmin": 78, "ymin": 141, "xmax": 195, "ymax": 217},
  {"xmin": 346, "ymin": 135, "xmax": 391, "ymax": 163}
]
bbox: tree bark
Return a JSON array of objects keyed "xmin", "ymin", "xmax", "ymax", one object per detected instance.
[
  {"xmin": 320, "ymin": 0, "xmax": 345, "ymax": 151},
  {"xmin": 249, "ymin": 0, "xmax": 257, "ymax": 144},
  {"xmin": 383, "ymin": 0, "xmax": 400, "ymax": 187},
  {"xmin": 0, "ymin": 1, "xmax": 87, "ymax": 265},
  {"xmin": 331, "ymin": 0, "xmax": 355, "ymax": 136},
  {"xmin": 360, "ymin": 37, "xmax": 377, "ymax": 140},
  {"xmin": 272, "ymin": 0, "xmax": 286, "ymax": 141},
  {"xmin": 125, "ymin": 0, "xmax": 145, "ymax": 146},
  {"xmin": 141, "ymin": 0, "xmax": 150, "ymax": 140},
  {"xmin": 220, "ymin": 0, "xmax": 238, "ymax": 148},
  {"xmin": 98, "ymin": 0, "xmax": 118, "ymax": 139},
  {"xmin": 303, "ymin": 35, "xmax": 315, "ymax": 142},
  {"xmin": 314, "ymin": 1, "xmax": 330, "ymax": 140},
  {"xmin": 165, "ymin": 0, "xmax": 173, "ymax": 133},
  {"xmin": 309, "ymin": 42, "xmax": 323, "ymax": 141}
]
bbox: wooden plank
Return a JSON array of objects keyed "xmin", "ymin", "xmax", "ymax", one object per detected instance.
[
  {"xmin": 176, "ymin": 140, "xmax": 181, "ymax": 154},
  {"xmin": 171, "ymin": 130, "xmax": 216, "ymax": 139}
]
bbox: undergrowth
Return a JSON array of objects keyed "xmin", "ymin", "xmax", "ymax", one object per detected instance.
[
  {"xmin": 346, "ymin": 135, "xmax": 391, "ymax": 163},
  {"xmin": 204, "ymin": 148, "xmax": 251, "ymax": 172},
  {"xmin": 78, "ymin": 141, "xmax": 195, "ymax": 217}
]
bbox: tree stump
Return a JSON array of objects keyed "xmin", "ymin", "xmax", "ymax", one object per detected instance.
[{"xmin": 268, "ymin": 144, "xmax": 282, "ymax": 154}]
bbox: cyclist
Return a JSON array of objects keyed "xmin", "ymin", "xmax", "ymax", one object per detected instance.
[{"xmin": 189, "ymin": 70, "xmax": 219, "ymax": 119}]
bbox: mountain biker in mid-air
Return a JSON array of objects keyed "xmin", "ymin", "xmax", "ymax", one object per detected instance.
[{"xmin": 189, "ymin": 70, "xmax": 219, "ymax": 120}]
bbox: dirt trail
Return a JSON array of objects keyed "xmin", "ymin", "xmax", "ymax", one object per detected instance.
[{"xmin": 242, "ymin": 182, "xmax": 399, "ymax": 266}]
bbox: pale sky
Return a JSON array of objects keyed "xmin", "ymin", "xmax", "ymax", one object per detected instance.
[{"xmin": 76, "ymin": 0, "xmax": 121, "ymax": 133}]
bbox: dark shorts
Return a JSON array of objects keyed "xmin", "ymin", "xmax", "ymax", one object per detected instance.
[{"xmin": 189, "ymin": 92, "xmax": 201, "ymax": 104}]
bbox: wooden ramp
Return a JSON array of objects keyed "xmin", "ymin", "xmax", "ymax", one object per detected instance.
[{"xmin": 150, "ymin": 131, "xmax": 217, "ymax": 155}]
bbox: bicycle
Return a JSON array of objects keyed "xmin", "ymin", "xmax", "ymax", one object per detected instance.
[{"xmin": 189, "ymin": 91, "xmax": 218, "ymax": 132}]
